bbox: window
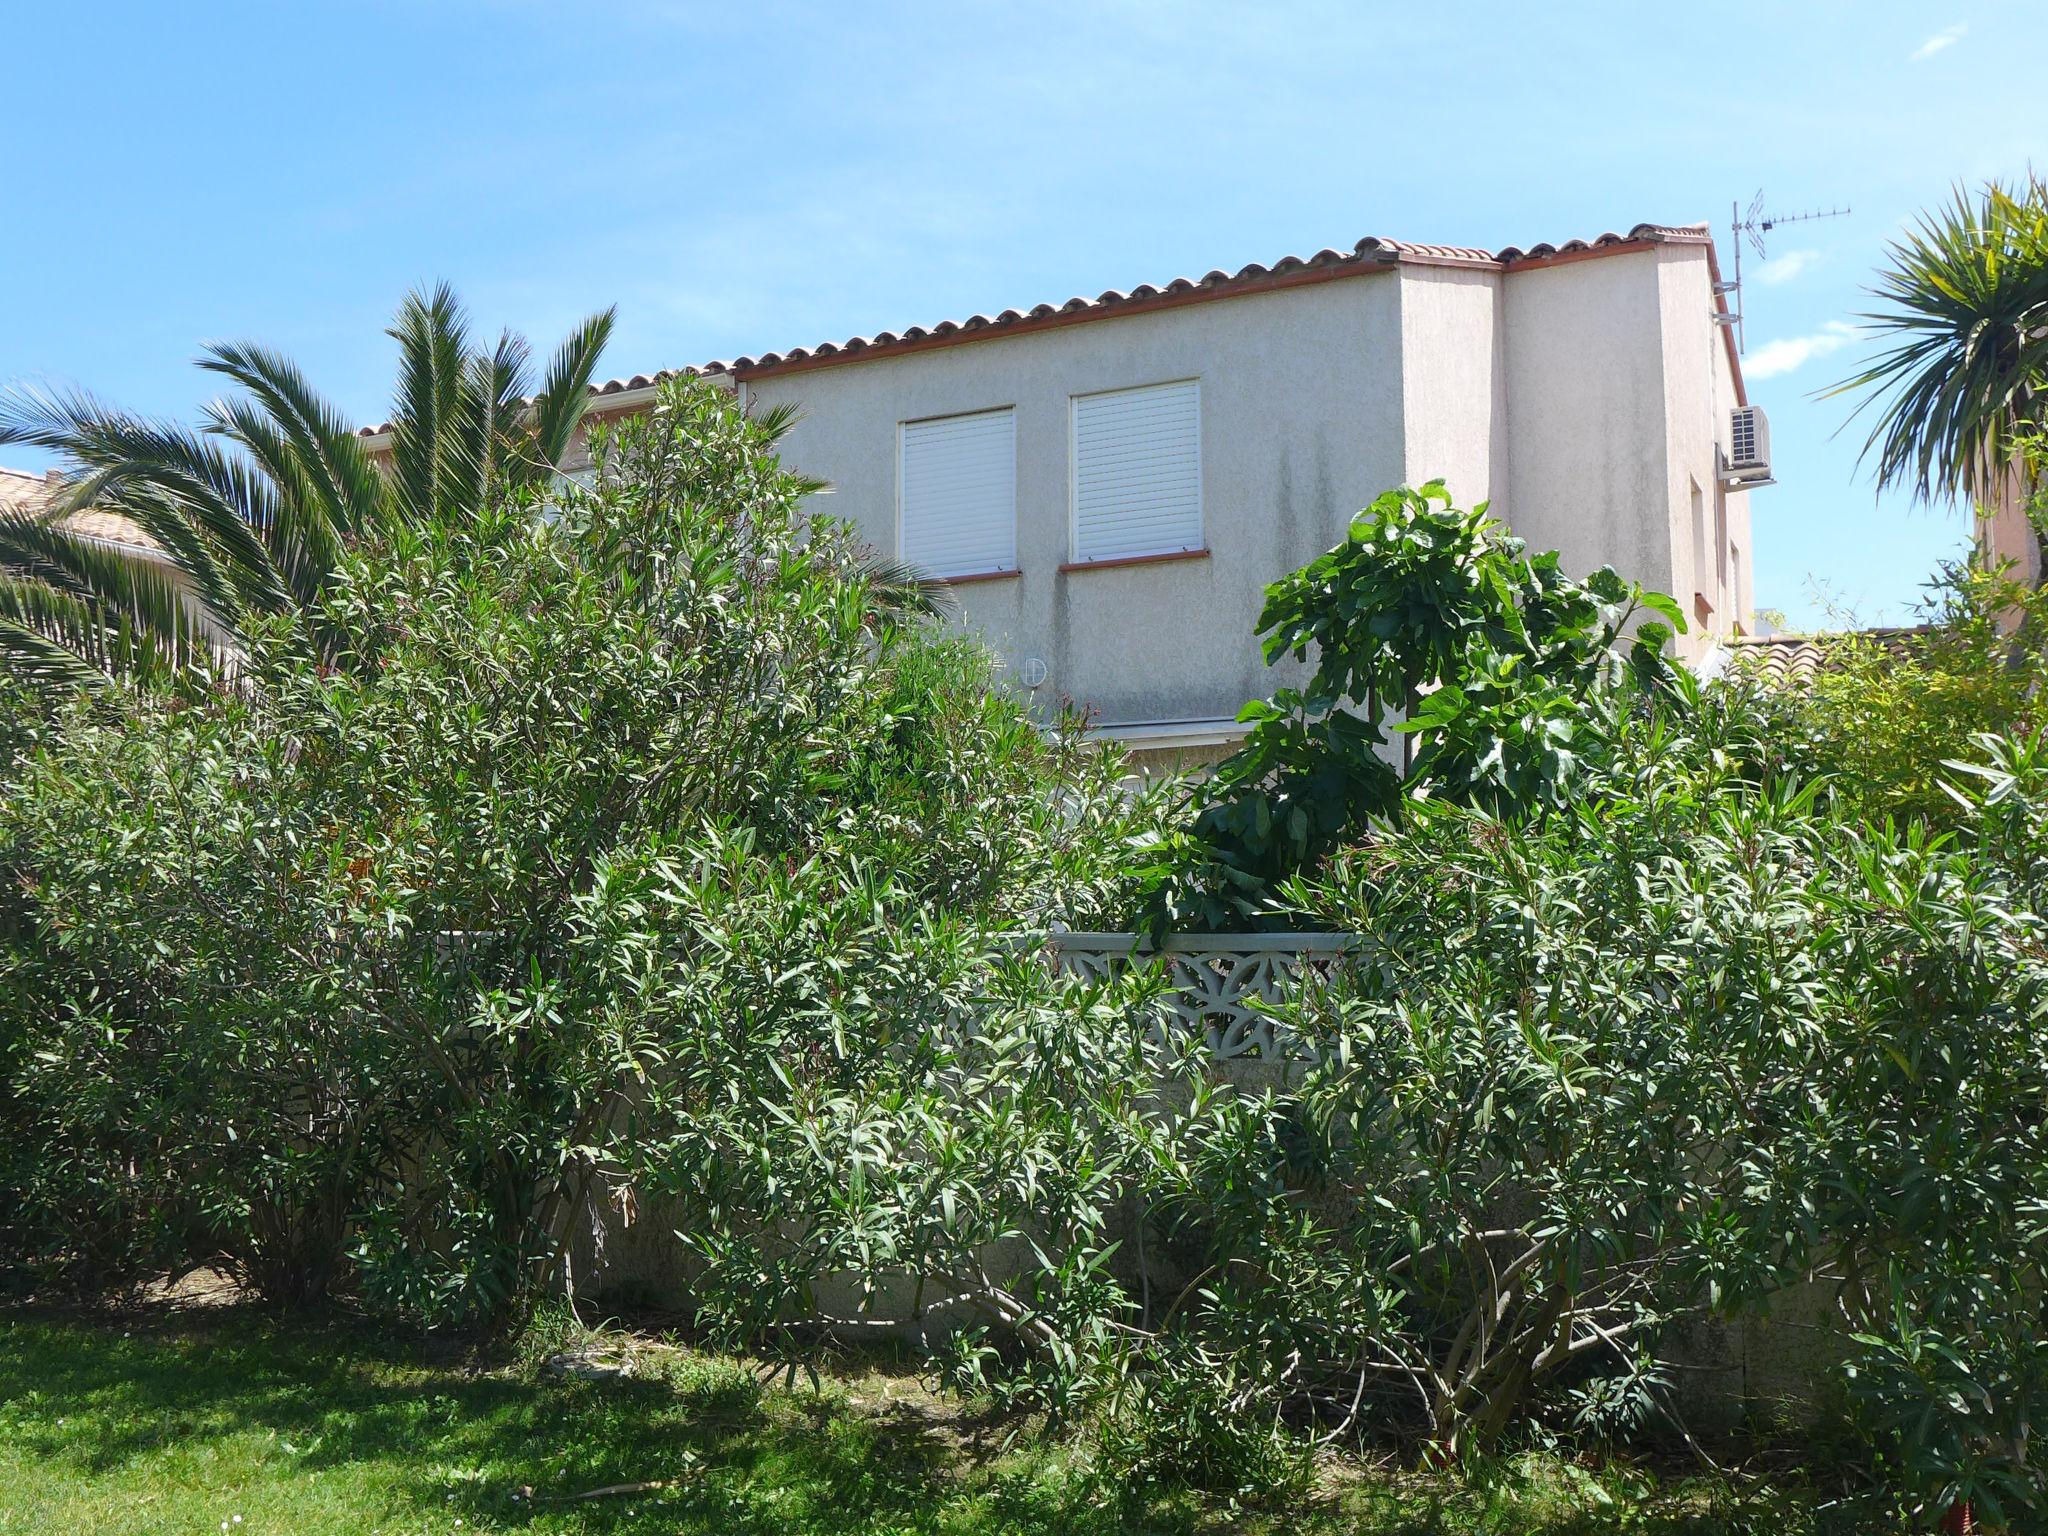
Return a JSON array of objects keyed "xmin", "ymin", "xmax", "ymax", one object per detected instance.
[
  {"xmin": 1689, "ymin": 476, "xmax": 1711, "ymax": 615},
  {"xmin": 1070, "ymin": 379, "xmax": 1202, "ymax": 564},
  {"xmin": 897, "ymin": 407, "xmax": 1016, "ymax": 579},
  {"xmin": 1714, "ymin": 484, "xmax": 1730, "ymax": 600}
]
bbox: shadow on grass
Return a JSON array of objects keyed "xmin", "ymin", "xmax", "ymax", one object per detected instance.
[
  {"xmin": 0, "ymin": 1300, "xmax": 1113, "ymax": 1535},
  {"xmin": 0, "ymin": 1302, "xmax": 1866, "ymax": 1536}
]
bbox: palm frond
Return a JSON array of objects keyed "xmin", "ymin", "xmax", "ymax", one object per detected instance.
[
  {"xmin": 0, "ymin": 286, "xmax": 627, "ymax": 692},
  {"xmin": 0, "ymin": 385, "xmax": 287, "ymax": 631},
  {"xmin": 387, "ymin": 283, "xmax": 471, "ymax": 523},
  {"xmin": 437, "ymin": 349, "xmax": 499, "ymax": 526},
  {"xmin": 0, "ymin": 571, "xmax": 112, "ymax": 675},
  {"xmin": 471, "ymin": 330, "xmax": 533, "ymax": 505},
  {"xmin": 200, "ymin": 339, "xmax": 389, "ymax": 539},
  {"xmin": 752, "ymin": 400, "xmax": 804, "ymax": 446},
  {"xmin": 1830, "ymin": 176, "xmax": 2048, "ymax": 506},
  {"xmin": 525, "ymin": 307, "xmax": 617, "ymax": 477},
  {"xmin": 202, "ymin": 395, "xmax": 343, "ymax": 614},
  {"xmin": 0, "ymin": 513, "xmax": 203, "ymax": 664},
  {"xmin": 0, "ymin": 547, "xmax": 206, "ymax": 690},
  {"xmin": 854, "ymin": 548, "xmax": 955, "ymax": 624},
  {"xmin": 0, "ymin": 611, "xmax": 110, "ymax": 692}
]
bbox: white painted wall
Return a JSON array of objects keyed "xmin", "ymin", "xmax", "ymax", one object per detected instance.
[
  {"xmin": 1655, "ymin": 245, "xmax": 1753, "ymax": 646},
  {"xmin": 1396, "ymin": 265, "xmax": 1507, "ymax": 515},
  {"xmin": 1492, "ymin": 245, "xmax": 1751, "ymax": 660},
  {"xmin": 558, "ymin": 240, "xmax": 1757, "ymax": 730},
  {"xmin": 744, "ymin": 275, "xmax": 1407, "ymax": 730},
  {"xmin": 1498, "ymin": 250, "xmax": 1676, "ymax": 627}
]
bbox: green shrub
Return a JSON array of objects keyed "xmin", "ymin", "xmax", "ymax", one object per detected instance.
[
  {"xmin": 1139, "ymin": 481, "xmax": 1686, "ymax": 932},
  {"xmin": 0, "ymin": 378, "xmax": 1155, "ymax": 1324},
  {"xmin": 9, "ymin": 410, "xmax": 2047, "ymax": 1527},
  {"xmin": 1089, "ymin": 1357, "xmax": 1310, "ymax": 1511},
  {"xmin": 1771, "ymin": 557, "xmax": 2048, "ymax": 826},
  {"xmin": 1116, "ymin": 699, "xmax": 2048, "ymax": 1518}
]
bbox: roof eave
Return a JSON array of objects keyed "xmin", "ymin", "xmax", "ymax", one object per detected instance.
[{"xmin": 727, "ymin": 253, "xmax": 1409, "ymax": 382}]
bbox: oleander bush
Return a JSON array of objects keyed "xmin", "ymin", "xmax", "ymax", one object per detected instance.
[
  {"xmin": 5, "ymin": 388, "xmax": 2048, "ymax": 1528},
  {"xmin": 602, "ymin": 622, "xmax": 2048, "ymax": 1523},
  {"xmin": 0, "ymin": 377, "xmax": 1158, "ymax": 1324},
  {"xmin": 1141, "ymin": 702, "xmax": 2048, "ymax": 1525}
]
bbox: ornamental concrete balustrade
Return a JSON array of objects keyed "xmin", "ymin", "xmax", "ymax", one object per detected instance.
[
  {"xmin": 1042, "ymin": 930, "xmax": 1354, "ymax": 1059},
  {"xmin": 576, "ymin": 925, "xmax": 1834, "ymax": 1419}
]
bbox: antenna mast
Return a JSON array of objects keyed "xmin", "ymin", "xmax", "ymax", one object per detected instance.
[{"xmin": 1723, "ymin": 191, "xmax": 1850, "ymax": 352}]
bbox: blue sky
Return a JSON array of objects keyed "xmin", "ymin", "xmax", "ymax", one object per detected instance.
[{"xmin": 5, "ymin": 1, "xmax": 2042, "ymax": 629}]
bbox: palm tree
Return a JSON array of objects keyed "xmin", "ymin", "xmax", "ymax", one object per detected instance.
[
  {"xmin": 1831, "ymin": 176, "xmax": 2048, "ymax": 573},
  {"xmin": 0, "ymin": 285, "xmax": 615, "ymax": 688}
]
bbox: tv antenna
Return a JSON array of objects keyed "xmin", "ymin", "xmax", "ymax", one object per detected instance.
[{"xmin": 1720, "ymin": 191, "xmax": 1851, "ymax": 351}]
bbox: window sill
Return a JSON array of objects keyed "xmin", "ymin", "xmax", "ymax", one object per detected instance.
[
  {"xmin": 1059, "ymin": 548, "xmax": 1211, "ymax": 574},
  {"xmin": 928, "ymin": 567, "xmax": 1021, "ymax": 587}
]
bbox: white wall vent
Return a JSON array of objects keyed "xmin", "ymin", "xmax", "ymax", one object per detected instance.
[
  {"xmin": 898, "ymin": 407, "xmax": 1017, "ymax": 579},
  {"xmin": 1724, "ymin": 405, "xmax": 1774, "ymax": 488}
]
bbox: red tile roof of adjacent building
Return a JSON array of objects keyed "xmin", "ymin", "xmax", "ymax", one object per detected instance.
[
  {"xmin": 1723, "ymin": 627, "xmax": 1934, "ymax": 687},
  {"xmin": 0, "ymin": 466, "xmax": 162, "ymax": 553},
  {"xmin": 357, "ymin": 220, "xmax": 1732, "ymax": 436},
  {"xmin": 0, "ymin": 466, "xmax": 46, "ymax": 510}
]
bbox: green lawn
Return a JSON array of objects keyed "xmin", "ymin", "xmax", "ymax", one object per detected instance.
[{"xmin": 0, "ymin": 1305, "xmax": 1854, "ymax": 1535}]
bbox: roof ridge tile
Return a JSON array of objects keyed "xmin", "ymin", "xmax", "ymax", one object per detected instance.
[{"xmin": 354, "ymin": 219, "xmax": 1716, "ymax": 433}]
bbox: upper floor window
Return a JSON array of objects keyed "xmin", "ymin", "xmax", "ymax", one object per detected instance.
[
  {"xmin": 898, "ymin": 407, "xmax": 1016, "ymax": 579},
  {"xmin": 1070, "ymin": 379, "xmax": 1202, "ymax": 564}
]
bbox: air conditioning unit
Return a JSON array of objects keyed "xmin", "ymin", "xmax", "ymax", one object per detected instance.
[{"xmin": 1723, "ymin": 405, "xmax": 1775, "ymax": 488}]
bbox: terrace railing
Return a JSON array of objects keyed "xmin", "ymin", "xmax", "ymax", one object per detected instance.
[{"xmin": 1043, "ymin": 931, "xmax": 1354, "ymax": 1059}]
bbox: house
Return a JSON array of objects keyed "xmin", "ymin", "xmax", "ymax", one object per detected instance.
[{"xmin": 478, "ymin": 221, "xmax": 1758, "ymax": 769}]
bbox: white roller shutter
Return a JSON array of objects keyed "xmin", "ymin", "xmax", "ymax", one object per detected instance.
[
  {"xmin": 898, "ymin": 408, "xmax": 1016, "ymax": 579},
  {"xmin": 1071, "ymin": 379, "xmax": 1202, "ymax": 564}
]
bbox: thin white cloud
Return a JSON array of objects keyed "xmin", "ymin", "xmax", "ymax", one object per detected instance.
[
  {"xmin": 1756, "ymin": 248, "xmax": 1821, "ymax": 286},
  {"xmin": 1911, "ymin": 23, "xmax": 1967, "ymax": 60},
  {"xmin": 1747, "ymin": 321, "xmax": 1859, "ymax": 380}
]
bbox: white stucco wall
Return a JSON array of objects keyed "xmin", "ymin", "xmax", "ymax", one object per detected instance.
[
  {"xmin": 1396, "ymin": 265, "xmax": 1507, "ymax": 514},
  {"xmin": 743, "ymin": 274, "xmax": 1407, "ymax": 730},
  {"xmin": 1498, "ymin": 249, "xmax": 1677, "ymax": 624},
  {"xmin": 536, "ymin": 237, "xmax": 1755, "ymax": 728},
  {"xmin": 1655, "ymin": 245, "xmax": 1753, "ymax": 646}
]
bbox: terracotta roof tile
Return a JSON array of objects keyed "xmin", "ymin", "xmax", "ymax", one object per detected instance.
[
  {"xmin": 1723, "ymin": 627, "xmax": 1934, "ymax": 687},
  {"xmin": 1493, "ymin": 222, "xmax": 1712, "ymax": 262},
  {"xmin": 63, "ymin": 507, "xmax": 160, "ymax": 550},
  {"xmin": 0, "ymin": 465, "xmax": 161, "ymax": 554},
  {"xmin": 357, "ymin": 220, "xmax": 1715, "ymax": 435},
  {"xmin": 0, "ymin": 466, "xmax": 49, "ymax": 514}
]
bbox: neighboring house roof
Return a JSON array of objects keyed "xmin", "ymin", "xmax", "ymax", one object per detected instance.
[
  {"xmin": 356, "ymin": 219, "xmax": 1739, "ymax": 437},
  {"xmin": 0, "ymin": 465, "xmax": 162, "ymax": 555},
  {"xmin": 1719, "ymin": 627, "xmax": 1934, "ymax": 687},
  {"xmin": 0, "ymin": 466, "xmax": 49, "ymax": 513}
]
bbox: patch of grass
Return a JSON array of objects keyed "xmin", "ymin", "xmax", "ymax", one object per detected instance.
[{"xmin": 0, "ymin": 1305, "xmax": 1861, "ymax": 1535}]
